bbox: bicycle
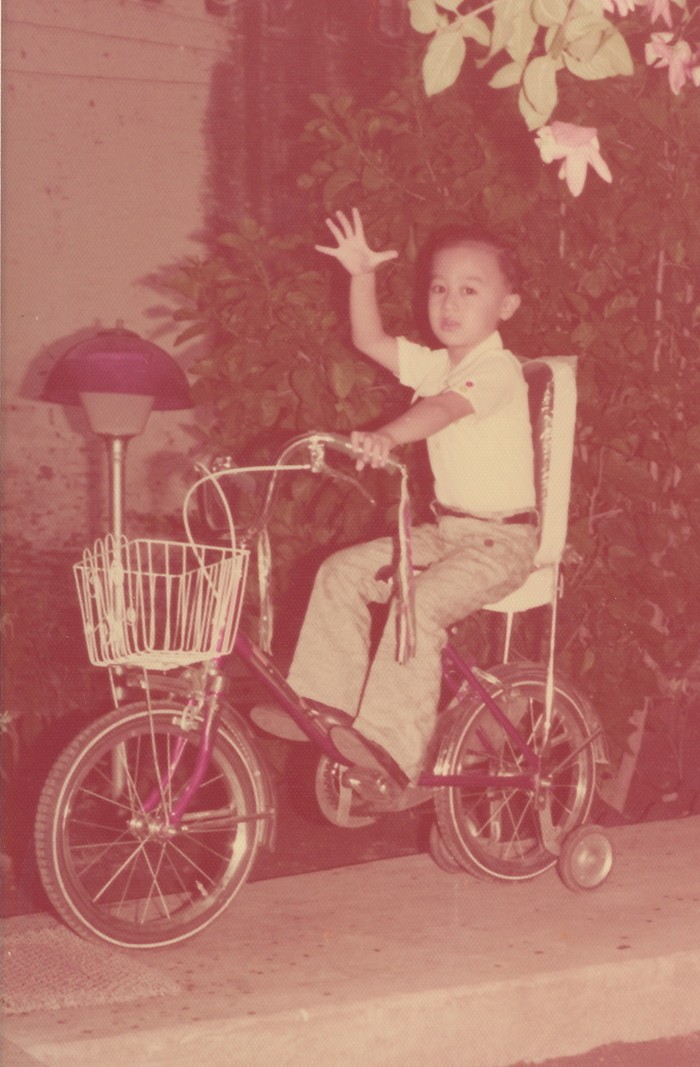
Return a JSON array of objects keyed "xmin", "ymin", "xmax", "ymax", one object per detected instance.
[{"xmin": 34, "ymin": 427, "xmax": 613, "ymax": 950}]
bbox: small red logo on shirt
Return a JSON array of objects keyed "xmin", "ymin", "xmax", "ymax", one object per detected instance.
[{"xmin": 464, "ymin": 381, "xmax": 474, "ymax": 388}]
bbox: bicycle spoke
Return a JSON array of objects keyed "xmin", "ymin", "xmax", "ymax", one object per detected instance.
[
  {"xmin": 436, "ymin": 671, "xmax": 596, "ymax": 881},
  {"xmin": 37, "ymin": 704, "xmax": 265, "ymax": 945}
]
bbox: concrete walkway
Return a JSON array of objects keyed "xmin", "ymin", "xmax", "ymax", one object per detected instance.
[{"xmin": 2, "ymin": 816, "xmax": 699, "ymax": 1067}]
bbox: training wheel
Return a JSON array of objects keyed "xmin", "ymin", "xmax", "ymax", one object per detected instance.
[{"xmin": 558, "ymin": 824, "xmax": 613, "ymax": 891}]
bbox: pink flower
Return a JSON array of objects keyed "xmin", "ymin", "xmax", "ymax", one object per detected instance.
[
  {"xmin": 646, "ymin": 0, "xmax": 674, "ymax": 28},
  {"xmin": 534, "ymin": 122, "xmax": 613, "ymax": 197},
  {"xmin": 645, "ymin": 33, "xmax": 696, "ymax": 94},
  {"xmin": 604, "ymin": 0, "xmax": 638, "ymax": 15}
]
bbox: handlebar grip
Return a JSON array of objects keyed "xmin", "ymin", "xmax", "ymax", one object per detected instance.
[{"xmin": 308, "ymin": 431, "xmax": 406, "ymax": 475}]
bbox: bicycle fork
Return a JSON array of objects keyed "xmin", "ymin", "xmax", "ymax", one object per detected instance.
[{"xmin": 110, "ymin": 665, "xmax": 229, "ymax": 831}]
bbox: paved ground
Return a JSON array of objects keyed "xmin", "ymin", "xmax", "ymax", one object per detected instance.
[
  {"xmin": 513, "ymin": 1031, "xmax": 700, "ymax": 1065},
  {"xmin": 2, "ymin": 815, "xmax": 699, "ymax": 1067}
]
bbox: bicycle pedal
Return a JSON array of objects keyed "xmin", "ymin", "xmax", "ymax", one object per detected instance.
[{"xmin": 341, "ymin": 766, "xmax": 402, "ymax": 808}]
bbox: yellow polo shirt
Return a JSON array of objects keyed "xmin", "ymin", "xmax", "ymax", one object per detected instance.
[{"xmin": 397, "ymin": 332, "xmax": 536, "ymax": 515}]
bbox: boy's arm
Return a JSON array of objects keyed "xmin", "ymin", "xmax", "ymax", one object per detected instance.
[
  {"xmin": 349, "ymin": 271, "xmax": 399, "ymax": 374},
  {"xmin": 316, "ymin": 208, "xmax": 399, "ymax": 373},
  {"xmin": 352, "ymin": 391, "xmax": 474, "ymax": 470}
]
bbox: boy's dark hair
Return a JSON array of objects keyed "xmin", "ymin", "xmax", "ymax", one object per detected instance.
[
  {"xmin": 412, "ymin": 222, "xmax": 523, "ymax": 344},
  {"xmin": 418, "ymin": 222, "xmax": 523, "ymax": 294}
]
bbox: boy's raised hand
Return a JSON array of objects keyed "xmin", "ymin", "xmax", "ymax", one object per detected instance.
[{"xmin": 315, "ymin": 208, "xmax": 398, "ymax": 275}]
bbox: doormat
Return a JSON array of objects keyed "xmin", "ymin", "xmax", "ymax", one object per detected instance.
[{"xmin": 1, "ymin": 916, "xmax": 181, "ymax": 1015}]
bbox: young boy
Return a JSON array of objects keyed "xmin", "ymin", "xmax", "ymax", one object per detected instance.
[{"xmin": 253, "ymin": 208, "xmax": 537, "ymax": 792}]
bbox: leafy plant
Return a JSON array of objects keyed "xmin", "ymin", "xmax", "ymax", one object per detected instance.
[
  {"xmin": 409, "ymin": 1, "xmax": 696, "ymax": 131},
  {"xmin": 167, "ymin": 49, "xmax": 700, "ymax": 761}
]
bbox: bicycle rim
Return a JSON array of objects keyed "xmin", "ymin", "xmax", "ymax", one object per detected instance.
[
  {"xmin": 435, "ymin": 669, "xmax": 596, "ymax": 881},
  {"xmin": 35, "ymin": 704, "xmax": 263, "ymax": 947}
]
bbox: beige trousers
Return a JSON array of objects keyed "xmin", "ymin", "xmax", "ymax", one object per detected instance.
[{"xmin": 287, "ymin": 516, "xmax": 537, "ymax": 780}]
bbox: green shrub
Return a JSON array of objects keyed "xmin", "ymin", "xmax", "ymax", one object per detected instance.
[{"xmin": 166, "ymin": 60, "xmax": 700, "ymax": 761}]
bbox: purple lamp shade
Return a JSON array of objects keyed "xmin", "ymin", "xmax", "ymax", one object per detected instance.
[{"xmin": 42, "ymin": 328, "xmax": 193, "ymax": 411}]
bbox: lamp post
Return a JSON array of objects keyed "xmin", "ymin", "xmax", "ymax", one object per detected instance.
[{"xmin": 42, "ymin": 326, "xmax": 193, "ymax": 541}]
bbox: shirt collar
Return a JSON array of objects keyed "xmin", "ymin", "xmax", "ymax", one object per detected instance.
[{"xmin": 444, "ymin": 331, "xmax": 505, "ymax": 377}]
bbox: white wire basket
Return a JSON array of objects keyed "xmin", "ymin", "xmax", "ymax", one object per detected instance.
[{"xmin": 74, "ymin": 534, "xmax": 249, "ymax": 671}]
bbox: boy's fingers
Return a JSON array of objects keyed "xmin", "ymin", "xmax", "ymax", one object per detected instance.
[
  {"xmin": 314, "ymin": 244, "xmax": 341, "ymax": 257},
  {"xmin": 324, "ymin": 217, "xmax": 344, "ymax": 243},
  {"xmin": 334, "ymin": 211, "xmax": 352, "ymax": 237}
]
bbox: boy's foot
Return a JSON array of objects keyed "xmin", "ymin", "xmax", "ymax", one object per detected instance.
[
  {"xmin": 250, "ymin": 701, "xmax": 352, "ymax": 741},
  {"xmin": 340, "ymin": 765, "xmax": 403, "ymax": 808},
  {"xmin": 249, "ymin": 704, "xmax": 308, "ymax": 740},
  {"xmin": 328, "ymin": 725, "xmax": 410, "ymax": 792}
]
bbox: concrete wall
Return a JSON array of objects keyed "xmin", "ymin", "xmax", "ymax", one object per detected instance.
[{"xmin": 2, "ymin": 0, "xmax": 237, "ymax": 548}]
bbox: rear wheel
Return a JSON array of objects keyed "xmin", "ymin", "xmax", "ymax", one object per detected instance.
[
  {"xmin": 35, "ymin": 702, "xmax": 269, "ymax": 947},
  {"xmin": 435, "ymin": 667, "xmax": 597, "ymax": 882},
  {"xmin": 427, "ymin": 822, "xmax": 464, "ymax": 873}
]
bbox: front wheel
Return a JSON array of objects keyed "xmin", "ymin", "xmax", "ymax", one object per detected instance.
[
  {"xmin": 434, "ymin": 666, "xmax": 598, "ymax": 882},
  {"xmin": 35, "ymin": 702, "xmax": 270, "ymax": 948}
]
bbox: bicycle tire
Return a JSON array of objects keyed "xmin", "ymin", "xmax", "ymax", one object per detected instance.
[
  {"xmin": 427, "ymin": 822, "xmax": 465, "ymax": 874},
  {"xmin": 434, "ymin": 665, "xmax": 597, "ymax": 882},
  {"xmin": 35, "ymin": 701, "xmax": 270, "ymax": 948}
]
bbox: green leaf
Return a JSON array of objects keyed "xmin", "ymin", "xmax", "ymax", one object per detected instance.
[
  {"xmin": 502, "ymin": 2, "xmax": 538, "ymax": 66},
  {"xmin": 687, "ymin": 425, "xmax": 700, "ymax": 452},
  {"xmin": 217, "ymin": 233, "xmax": 251, "ymax": 253},
  {"xmin": 309, "ymin": 93, "xmax": 333, "ymax": 116},
  {"xmin": 490, "ymin": 0, "xmax": 515, "ymax": 57},
  {"xmin": 329, "ymin": 360, "xmax": 357, "ymax": 400},
  {"xmin": 564, "ymin": 22, "xmax": 606, "ymax": 63},
  {"xmin": 568, "ymin": 518, "xmax": 596, "ymax": 557},
  {"xmin": 489, "ymin": 61, "xmax": 523, "ymax": 89},
  {"xmin": 408, "ymin": 0, "xmax": 441, "ymax": 34},
  {"xmin": 581, "ymin": 647, "xmax": 595, "ymax": 674},
  {"xmin": 563, "ymin": 28, "xmax": 634, "ymax": 80},
  {"xmin": 532, "ymin": 0, "xmax": 569, "ymax": 27},
  {"xmin": 323, "ymin": 169, "xmax": 359, "ymax": 204},
  {"xmin": 239, "ymin": 217, "xmax": 263, "ymax": 241},
  {"xmin": 422, "ymin": 30, "xmax": 467, "ymax": 96},
  {"xmin": 460, "ymin": 15, "xmax": 490, "ymax": 48},
  {"xmin": 361, "ymin": 164, "xmax": 386, "ymax": 192},
  {"xmin": 173, "ymin": 322, "xmax": 208, "ymax": 346},
  {"xmin": 522, "ymin": 55, "xmax": 559, "ymax": 121},
  {"xmin": 517, "ymin": 85, "xmax": 550, "ymax": 131}
]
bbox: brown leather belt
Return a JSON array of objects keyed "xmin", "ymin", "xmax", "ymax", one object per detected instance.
[{"xmin": 431, "ymin": 501, "xmax": 538, "ymax": 525}]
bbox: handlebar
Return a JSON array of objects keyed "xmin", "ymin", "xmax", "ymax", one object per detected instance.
[
  {"xmin": 192, "ymin": 431, "xmax": 408, "ymax": 542},
  {"xmin": 296, "ymin": 431, "xmax": 407, "ymax": 477},
  {"xmin": 187, "ymin": 431, "xmax": 416, "ymax": 662}
]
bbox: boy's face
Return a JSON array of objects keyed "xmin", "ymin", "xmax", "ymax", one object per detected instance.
[{"xmin": 428, "ymin": 242, "xmax": 521, "ymax": 361}]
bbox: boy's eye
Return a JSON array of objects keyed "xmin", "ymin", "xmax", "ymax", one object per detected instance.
[{"xmin": 461, "ymin": 286, "xmax": 477, "ymax": 296}]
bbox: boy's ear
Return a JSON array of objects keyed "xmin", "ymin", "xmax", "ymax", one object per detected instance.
[{"xmin": 499, "ymin": 293, "xmax": 521, "ymax": 321}]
